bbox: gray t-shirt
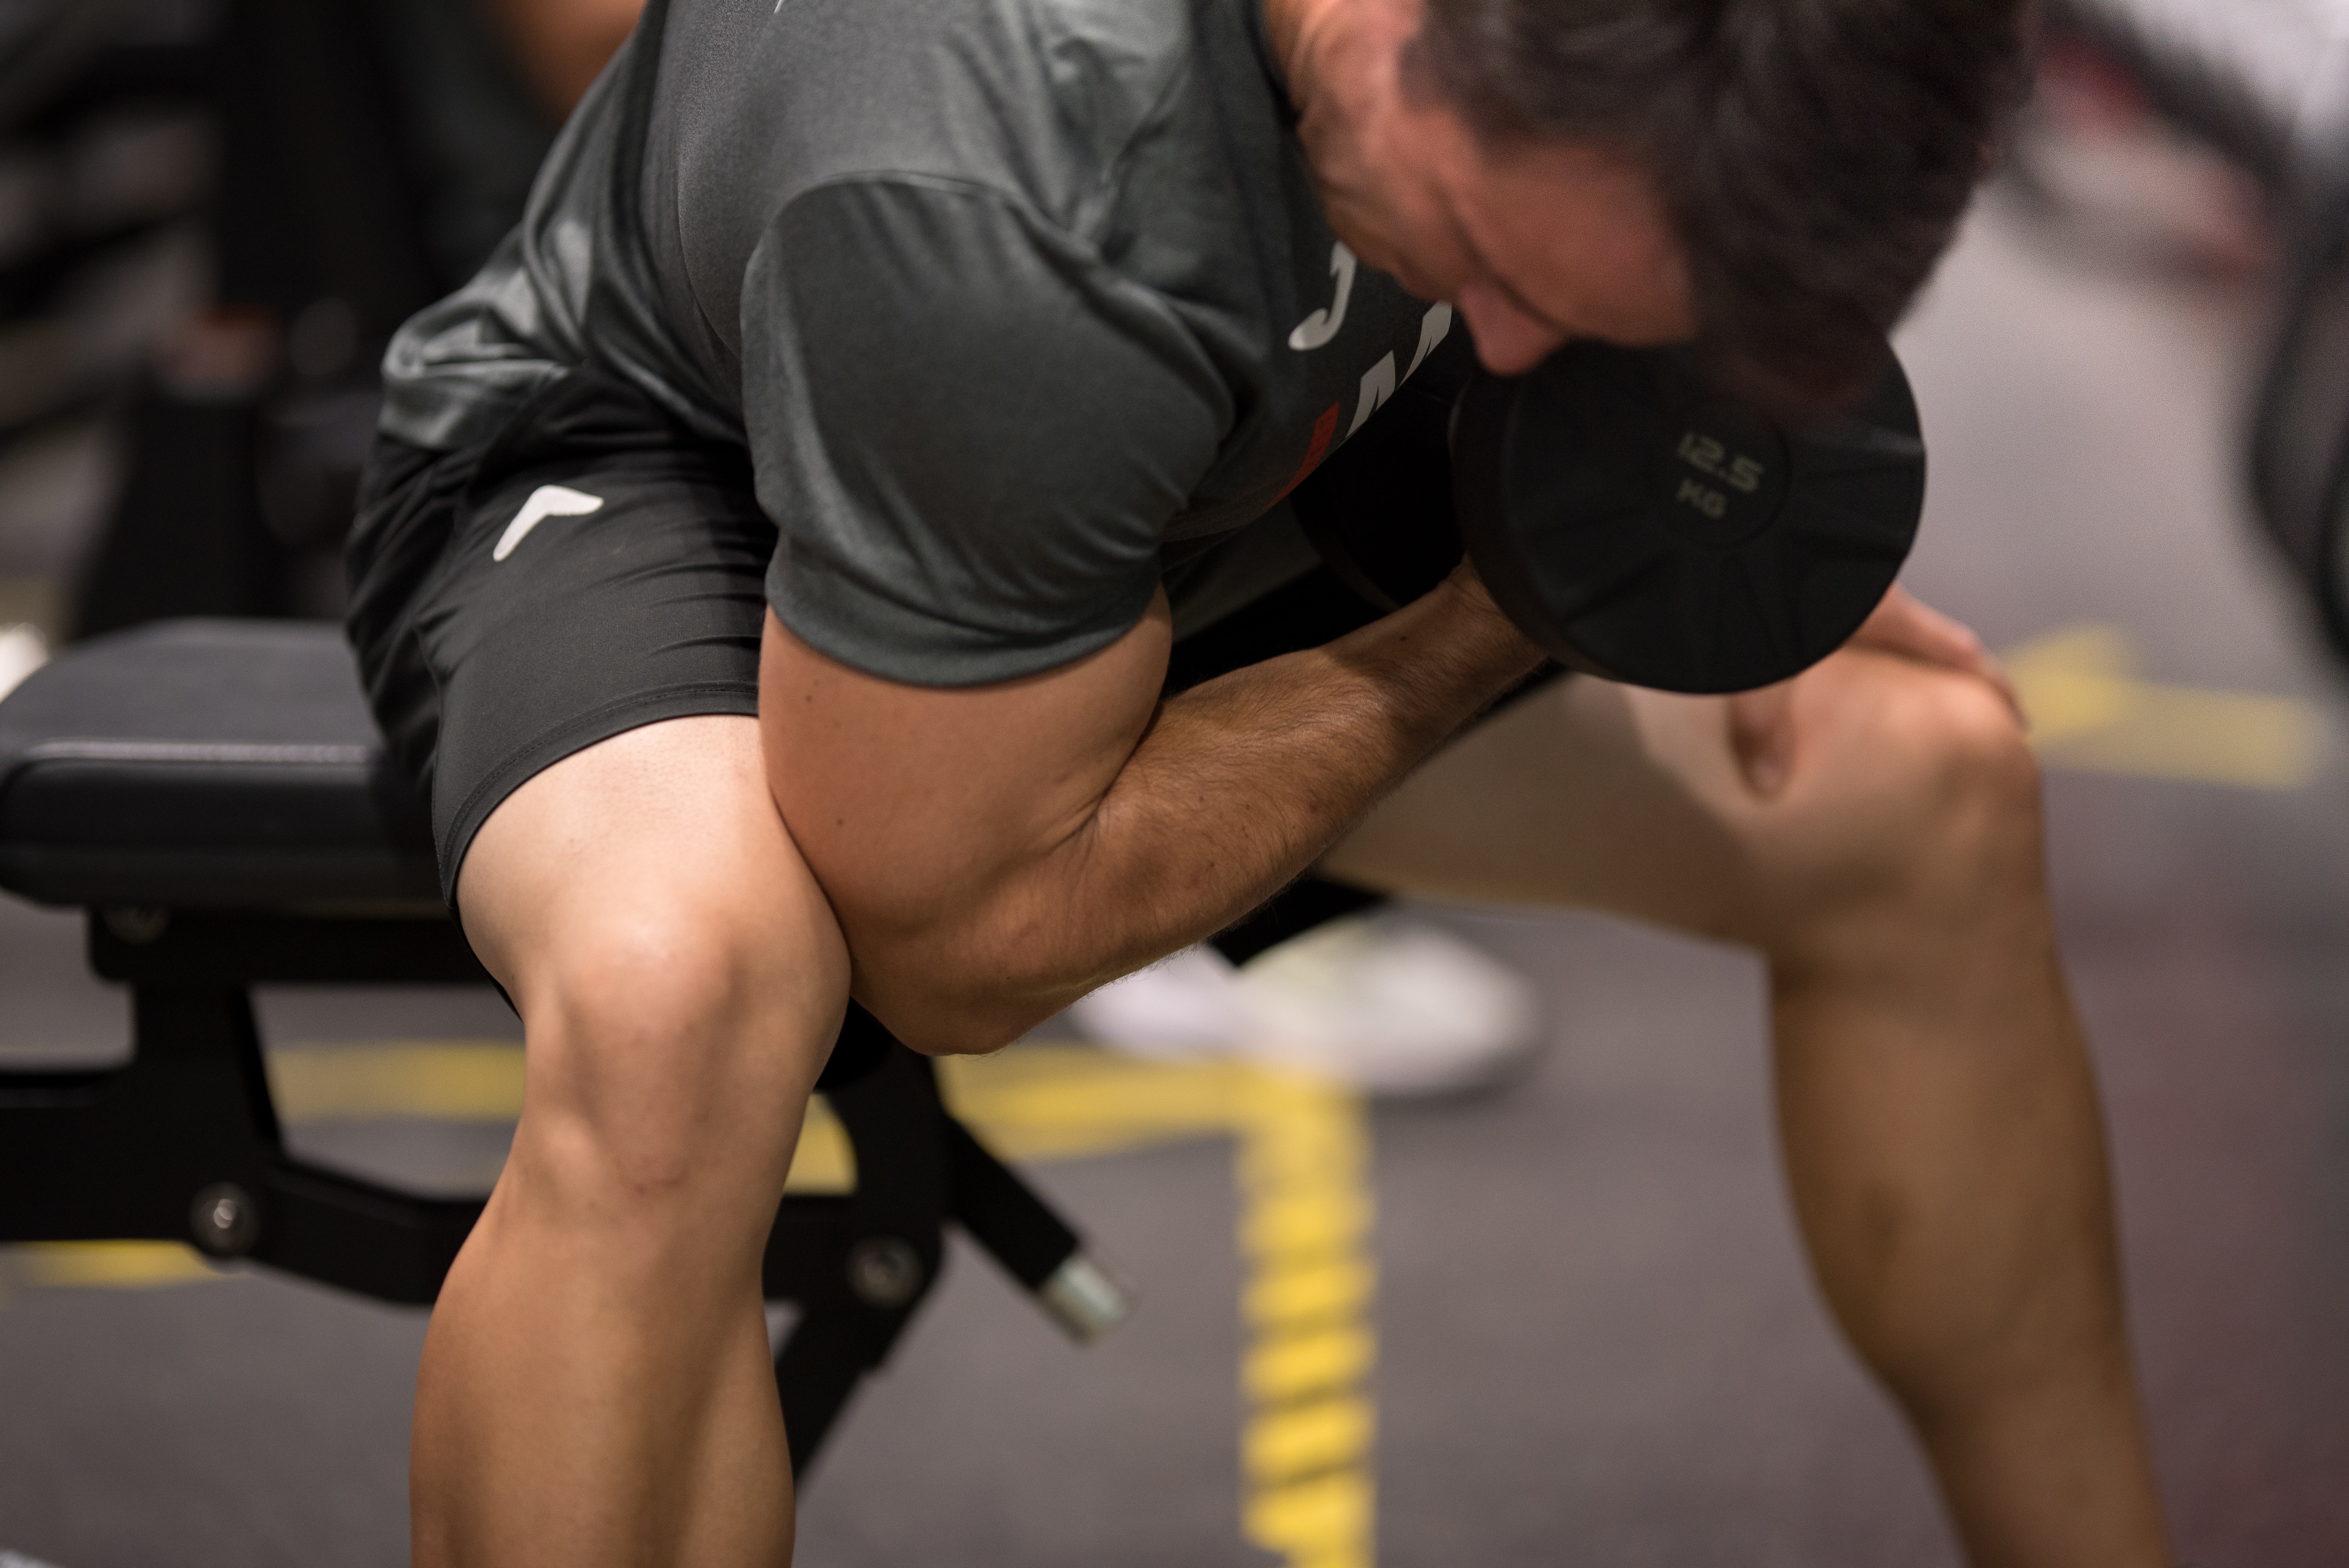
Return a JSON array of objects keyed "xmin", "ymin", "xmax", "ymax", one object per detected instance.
[{"xmin": 380, "ymin": 0, "xmax": 1457, "ymax": 684}]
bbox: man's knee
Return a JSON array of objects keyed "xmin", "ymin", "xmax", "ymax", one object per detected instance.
[
  {"xmin": 1767, "ymin": 660, "xmax": 2044, "ymax": 934},
  {"xmin": 510, "ymin": 894, "xmax": 845, "ymax": 1226},
  {"xmin": 1876, "ymin": 664, "xmax": 2041, "ymax": 849}
]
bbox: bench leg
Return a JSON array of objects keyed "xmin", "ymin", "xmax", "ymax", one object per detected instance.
[
  {"xmin": 0, "ymin": 982, "xmax": 481, "ymax": 1303},
  {"xmin": 0, "ymin": 985, "xmax": 278, "ymax": 1246}
]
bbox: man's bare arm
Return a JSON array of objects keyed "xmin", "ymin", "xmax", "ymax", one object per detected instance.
[{"xmin": 760, "ymin": 567, "xmax": 1543, "ymax": 1054}]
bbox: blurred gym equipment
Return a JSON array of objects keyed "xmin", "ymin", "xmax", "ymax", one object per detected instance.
[
  {"xmin": 0, "ymin": 0, "xmax": 558, "ymax": 638},
  {"xmin": 2049, "ymin": 0, "xmax": 2349, "ymax": 664},
  {"xmin": 2046, "ymin": 0, "xmax": 2346, "ymax": 187}
]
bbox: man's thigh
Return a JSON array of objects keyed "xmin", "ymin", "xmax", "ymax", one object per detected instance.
[
  {"xmin": 458, "ymin": 715, "xmax": 837, "ymax": 1007},
  {"xmin": 1320, "ymin": 647, "xmax": 2032, "ymax": 946}
]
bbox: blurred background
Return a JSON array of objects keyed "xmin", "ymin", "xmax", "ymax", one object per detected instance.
[{"xmin": 3, "ymin": 0, "xmax": 2349, "ymax": 1564}]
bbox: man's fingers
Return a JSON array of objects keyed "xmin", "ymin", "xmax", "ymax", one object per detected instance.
[
  {"xmin": 1852, "ymin": 586, "xmax": 2024, "ymax": 720},
  {"xmin": 1727, "ymin": 589, "xmax": 2025, "ymax": 802},
  {"xmin": 1853, "ymin": 584, "xmax": 1969, "ymax": 661},
  {"xmin": 1971, "ymin": 650, "xmax": 2023, "ymax": 721}
]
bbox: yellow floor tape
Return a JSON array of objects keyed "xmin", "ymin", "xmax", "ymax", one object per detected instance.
[
  {"xmin": 0, "ymin": 1042, "xmax": 1378, "ymax": 1567},
  {"xmin": 2008, "ymin": 624, "xmax": 2324, "ymax": 789},
  {"xmin": 267, "ymin": 1041, "xmax": 526, "ymax": 1123},
  {"xmin": 4, "ymin": 1240, "xmax": 224, "ymax": 1290},
  {"xmin": 942, "ymin": 1049, "xmax": 1381, "ymax": 1567},
  {"xmin": 1233, "ymin": 1074, "xmax": 1377, "ymax": 1568}
]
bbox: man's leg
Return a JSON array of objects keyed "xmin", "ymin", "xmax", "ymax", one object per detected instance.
[
  {"xmin": 415, "ymin": 715, "xmax": 847, "ymax": 1568},
  {"xmin": 1322, "ymin": 649, "xmax": 2169, "ymax": 1568}
]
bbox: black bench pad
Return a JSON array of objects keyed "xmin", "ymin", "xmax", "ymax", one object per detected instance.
[{"xmin": 0, "ymin": 620, "xmax": 437, "ymax": 908}]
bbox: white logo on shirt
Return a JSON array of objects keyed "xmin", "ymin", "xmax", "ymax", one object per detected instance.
[
  {"xmin": 1346, "ymin": 302, "xmax": 1456, "ymax": 438},
  {"xmin": 494, "ymin": 485, "xmax": 604, "ymax": 561},
  {"xmin": 1288, "ymin": 242, "xmax": 1358, "ymax": 351},
  {"xmin": 1408, "ymin": 301, "xmax": 1454, "ymax": 377}
]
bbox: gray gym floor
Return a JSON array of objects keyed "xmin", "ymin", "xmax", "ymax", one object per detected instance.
[{"xmin": 5, "ymin": 193, "xmax": 2349, "ymax": 1566}]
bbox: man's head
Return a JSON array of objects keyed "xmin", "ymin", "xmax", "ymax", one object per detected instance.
[{"xmin": 1276, "ymin": 0, "xmax": 2032, "ymax": 397}]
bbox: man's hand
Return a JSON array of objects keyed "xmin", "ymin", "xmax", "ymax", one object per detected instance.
[
  {"xmin": 1728, "ymin": 585, "xmax": 2018, "ymax": 796},
  {"xmin": 1845, "ymin": 584, "xmax": 2019, "ymax": 712}
]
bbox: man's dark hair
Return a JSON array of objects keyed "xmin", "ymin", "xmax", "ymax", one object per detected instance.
[{"xmin": 1405, "ymin": 0, "xmax": 2033, "ymax": 402}]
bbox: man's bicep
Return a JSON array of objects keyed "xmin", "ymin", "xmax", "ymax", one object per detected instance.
[{"xmin": 756, "ymin": 595, "xmax": 1173, "ymax": 941}]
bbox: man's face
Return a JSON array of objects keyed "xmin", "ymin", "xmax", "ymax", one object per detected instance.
[{"xmin": 1294, "ymin": 14, "xmax": 1697, "ymax": 375}]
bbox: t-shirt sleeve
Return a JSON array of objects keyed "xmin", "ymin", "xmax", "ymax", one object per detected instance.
[{"xmin": 742, "ymin": 175, "xmax": 1231, "ymax": 686}]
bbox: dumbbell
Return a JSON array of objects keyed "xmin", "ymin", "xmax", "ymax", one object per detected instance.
[
  {"xmin": 1294, "ymin": 334, "xmax": 1926, "ymax": 696},
  {"xmin": 1451, "ymin": 339, "xmax": 1927, "ymax": 695}
]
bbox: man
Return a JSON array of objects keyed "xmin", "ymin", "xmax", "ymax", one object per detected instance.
[{"xmin": 348, "ymin": 0, "xmax": 2172, "ymax": 1562}]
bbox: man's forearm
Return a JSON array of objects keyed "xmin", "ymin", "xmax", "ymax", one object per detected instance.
[{"xmin": 868, "ymin": 571, "xmax": 1543, "ymax": 1050}]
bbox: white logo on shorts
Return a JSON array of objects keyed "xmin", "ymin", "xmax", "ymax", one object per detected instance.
[{"xmin": 494, "ymin": 485, "xmax": 604, "ymax": 561}]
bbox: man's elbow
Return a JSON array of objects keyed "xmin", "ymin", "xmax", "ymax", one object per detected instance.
[
  {"xmin": 825, "ymin": 846, "xmax": 1123, "ymax": 1055},
  {"xmin": 857, "ymin": 976, "xmax": 1057, "ymax": 1058},
  {"xmin": 844, "ymin": 925, "xmax": 1076, "ymax": 1058}
]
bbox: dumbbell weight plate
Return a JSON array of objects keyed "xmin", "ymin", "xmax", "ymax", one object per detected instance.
[{"xmin": 1453, "ymin": 340, "xmax": 1927, "ymax": 695}]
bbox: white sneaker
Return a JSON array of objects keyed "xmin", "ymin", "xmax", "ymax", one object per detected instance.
[
  {"xmin": 0, "ymin": 624, "xmax": 47, "ymax": 703},
  {"xmin": 1068, "ymin": 911, "xmax": 1545, "ymax": 1097}
]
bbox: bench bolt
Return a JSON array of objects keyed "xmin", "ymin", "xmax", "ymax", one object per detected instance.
[
  {"xmin": 846, "ymin": 1236, "xmax": 924, "ymax": 1308},
  {"xmin": 189, "ymin": 1182, "xmax": 260, "ymax": 1257},
  {"xmin": 102, "ymin": 905, "xmax": 171, "ymax": 944}
]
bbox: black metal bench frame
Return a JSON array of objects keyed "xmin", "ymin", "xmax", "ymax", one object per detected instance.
[{"xmin": 0, "ymin": 896, "xmax": 1122, "ymax": 1471}]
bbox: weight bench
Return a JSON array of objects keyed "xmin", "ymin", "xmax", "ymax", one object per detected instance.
[{"xmin": 0, "ymin": 618, "xmax": 1131, "ymax": 1472}]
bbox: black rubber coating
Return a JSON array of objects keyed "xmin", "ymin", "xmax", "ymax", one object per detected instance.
[{"xmin": 1453, "ymin": 341, "xmax": 1927, "ymax": 695}]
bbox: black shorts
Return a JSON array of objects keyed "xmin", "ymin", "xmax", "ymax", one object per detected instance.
[{"xmin": 346, "ymin": 356, "xmax": 1549, "ymax": 906}]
